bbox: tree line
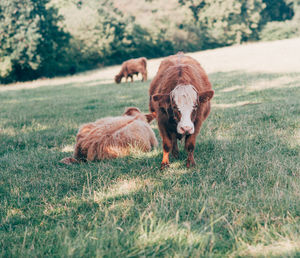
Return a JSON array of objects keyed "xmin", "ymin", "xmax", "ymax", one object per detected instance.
[{"xmin": 0, "ymin": 0, "xmax": 298, "ymax": 84}]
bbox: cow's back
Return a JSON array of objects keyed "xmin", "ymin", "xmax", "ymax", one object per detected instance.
[
  {"xmin": 125, "ymin": 58, "xmax": 146, "ymax": 74},
  {"xmin": 74, "ymin": 115, "xmax": 157, "ymax": 160}
]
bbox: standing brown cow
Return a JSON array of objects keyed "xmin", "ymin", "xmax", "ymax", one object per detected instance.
[
  {"xmin": 115, "ymin": 57, "xmax": 147, "ymax": 83},
  {"xmin": 149, "ymin": 53, "xmax": 214, "ymax": 169}
]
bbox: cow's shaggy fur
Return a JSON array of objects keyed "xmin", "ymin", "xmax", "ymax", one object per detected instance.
[
  {"xmin": 149, "ymin": 53, "xmax": 214, "ymax": 169},
  {"xmin": 115, "ymin": 57, "xmax": 147, "ymax": 83},
  {"xmin": 61, "ymin": 107, "xmax": 157, "ymax": 164}
]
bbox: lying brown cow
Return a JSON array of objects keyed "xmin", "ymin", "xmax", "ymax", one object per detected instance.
[
  {"xmin": 149, "ymin": 53, "xmax": 214, "ymax": 169},
  {"xmin": 115, "ymin": 57, "xmax": 147, "ymax": 83},
  {"xmin": 60, "ymin": 107, "xmax": 157, "ymax": 164}
]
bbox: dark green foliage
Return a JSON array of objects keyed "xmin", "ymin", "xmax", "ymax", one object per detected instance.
[
  {"xmin": 261, "ymin": 0, "xmax": 294, "ymax": 22},
  {"xmin": 0, "ymin": 0, "xmax": 70, "ymax": 83},
  {"xmin": 60, "ymin": 0, "xmax": 175, "ymax": 73},
  {"xmin": 179, "ymin": 0, "xmax": 266, "ymax": 45},
  {"xmin": 179, "ymin": 0, "xmax": 297, "ymax": 46},
  {"xmin": 259, "ymin": 1, "xmax": 300, "ymax": 41},
  {"xmin": 92, "ymin": 5, "xmax": 174, "ymax": 64}
]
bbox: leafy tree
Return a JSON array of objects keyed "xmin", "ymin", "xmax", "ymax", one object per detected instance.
[
  {"xmin": 178, "ymin": 0, "xmax": 206, "ymax": 21},
  {"xmin": 179, "ymin": 0, "xmax": 266, "ymax": 45},
  {"xmin": 58, "ymin": 0, "xmax": 175, "ymax": 70},
  {"xmin": 0, "ymin": 0, "xmax": 70, "ymax": 83}
]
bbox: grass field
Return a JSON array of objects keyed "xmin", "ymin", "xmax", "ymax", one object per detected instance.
[
  {"xmin": 1, "ymin": 68, "xmax": 299, "ymax": 257},
  {"xmin": 1, "ymin": 37, "xmax": 300, "ymax": 257}
]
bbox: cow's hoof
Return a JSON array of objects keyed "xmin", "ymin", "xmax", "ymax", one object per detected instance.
[
  {"xmin": 160, "ymin": 162, "xmax": 170, "ymax": 170},
  {"xmin": 186, "ymin": 160, "xmax": 196, "ymax": 168},
  {"xmin": 172, "ymin": 150, "xmax": 179, "ymax": 159},
  {"xmin": 60, "ymin": 157, "xmax": 78, "ymax": 165}
]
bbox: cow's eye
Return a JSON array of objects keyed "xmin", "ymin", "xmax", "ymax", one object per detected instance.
[{"xmin": 159, "ymin": 107, "xmax": 167, "ymax": 114}]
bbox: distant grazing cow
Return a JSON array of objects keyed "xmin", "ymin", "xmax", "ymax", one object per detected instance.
[
  {"xmin": 60, "ymin": 107, "xmax": 157, "ymax": 164},
  {"xmin": 115, "ymin": 57, "xmax": 147, "ymax": 83},
  {"xmin": 149, "ymin": 53, "xmax": 214, "ymax": 169}
]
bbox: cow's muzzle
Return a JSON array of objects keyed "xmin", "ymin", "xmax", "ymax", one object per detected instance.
[{"xmin": 178, "ymin": 125, "xmax": 194, "ymax": 135}]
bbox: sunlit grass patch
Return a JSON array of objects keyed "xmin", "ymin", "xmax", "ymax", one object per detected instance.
[
  {"xmin": 246, "ymin": 74, "xmax": 300, "ymax": 92},
  {"xmin": 289, "ymin": 129, "xmax": 300, "ymax": 147},
  {"xmin": 212, "ymin": 101, "xmax": 261, "ymax": 109},
  {"xmin": 220, "ymin": 85, "xmax": 244, "ymax": 92},
  {"xmin": 5, "ymin": 208, "xmax": 25, "ymax": 220},
  {"xmin": 239, "ymin": 240, "xmax": 300, "ymax": 257},
  {"xmin": 0, "ymin": 127, "xmax": 17, "ymax": 136},
  {"xmin": 94, "ymin": 178, "xmax": 145, "ymax": 202},
  {"xmin": 133, "ymin": 219, "xmax": 213, "ymax": 256},
  {"xmin": 150, "ymin": 123, "xmax": 159, "ymax": 130},
  {"xmin": 61, "ymin": 144, "xmax": 74, "ymax": 153}
]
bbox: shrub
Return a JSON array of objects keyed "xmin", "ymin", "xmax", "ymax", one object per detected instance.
[
  {"xmin": 178, "ymin": 0, "xmax": 298, "ymax": 46},
  {"xmin": 261, "ymin": 0, "xmax": 294, "ymax": 22},
  {"xmin": 259, "ymin": 20, "xmax": 299, "ymax": 41},
  {"xmin": 179, "ymin": 0, "xmax": 266, "ymax": 46},
  {"xmin": 0, "ymin": 0, "xmax": 71, "ymax": 83},
  {"xmin": 57, "ymin": 0, "xmax": 175, "ymax": 71}
]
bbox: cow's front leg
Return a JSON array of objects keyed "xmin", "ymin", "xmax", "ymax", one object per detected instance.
[
  {"xmin": 161, "ymin": 135, "xmax": 172, "ymax": 169},
  {"xmin": 185, "ymin": 134, "xmax": 196, "ymax": 168},
  {"xmin": 142, "ymin": 72, "xmax": 147, "ymax": 82},
  {"xmin": 171, "ymin": 133, "xmax": 179, "ymax": 159},
  {"xmin": 123, "ymin": 72, "xmax": 128, "ymax": 83}
]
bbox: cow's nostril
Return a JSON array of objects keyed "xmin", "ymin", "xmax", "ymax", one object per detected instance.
[{"xmin": 181, "ymin": 126, "xmax": 192, "ymax": 133}]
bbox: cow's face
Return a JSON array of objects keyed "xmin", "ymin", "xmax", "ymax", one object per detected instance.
[
  {"xmin": 115, "ymin": 75, "xmax": 122, "ymax": 83},
  {"xmin": 171, "ymin": 85, "xmax": 198, "ymax": 134},
  {"xmin": 153, "ymin": 85, "xmax": 214, "ymax": 135}
]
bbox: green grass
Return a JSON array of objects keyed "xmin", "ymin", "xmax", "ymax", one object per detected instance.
[{"xmin": 0, "ymin": 72, "xmax": 300, "ymax": 257}]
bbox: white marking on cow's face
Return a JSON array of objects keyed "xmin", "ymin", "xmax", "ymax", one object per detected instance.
[{"xmin": 171, "ymin": 85, "xmax": 197, "ymax": 135}]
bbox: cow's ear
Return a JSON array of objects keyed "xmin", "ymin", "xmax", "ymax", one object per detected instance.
[
  {"xmin": 152, "ymin": 94, "xmax": 170, "ymax": 103},
  {"xmin": 145, "ymin": 113, "xmax": 156, "ymax": 123},
  {"xmin": 198, "ymin": 90, "xmax": 214, "ymax": 103},
  {"xmin": 123, "ymin": 107, "xmax": 141, "ymax": 116}
]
